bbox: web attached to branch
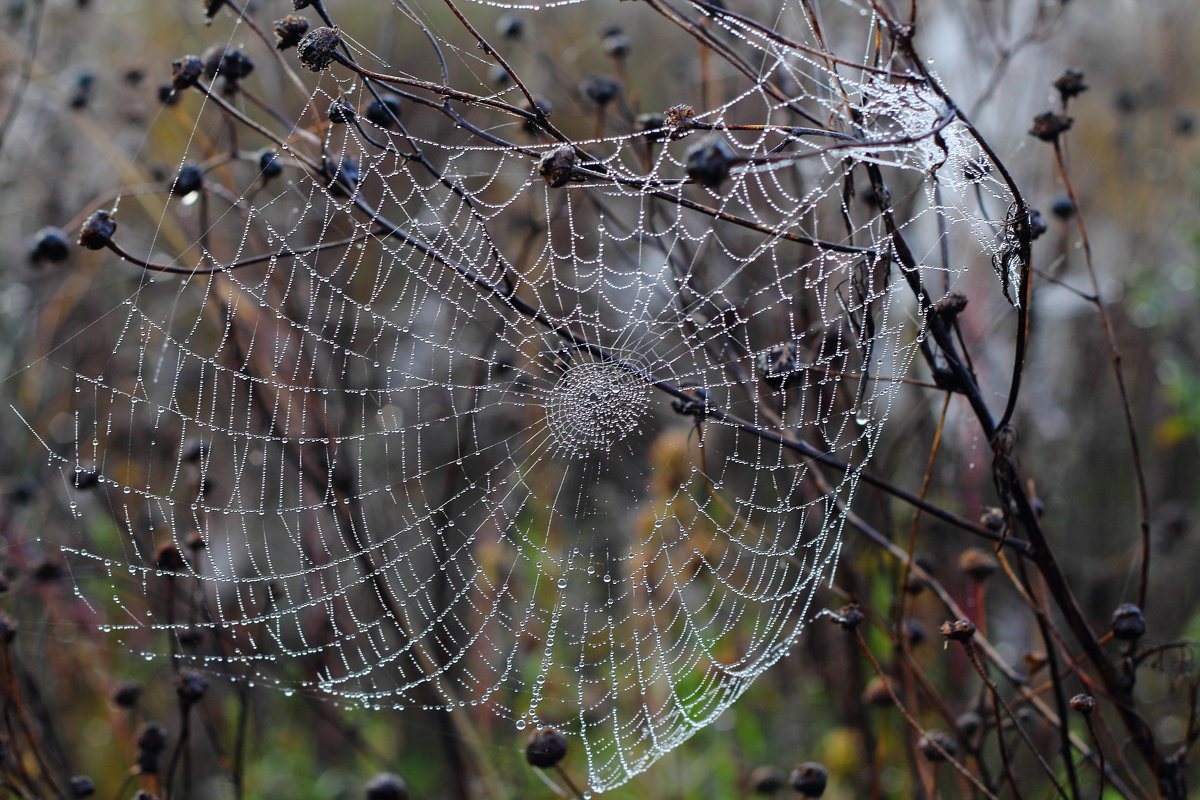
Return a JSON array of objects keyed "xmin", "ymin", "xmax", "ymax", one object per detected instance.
[{"xmin": 38, "ymin": 0, "xmax": 1017, "ymax": 792}]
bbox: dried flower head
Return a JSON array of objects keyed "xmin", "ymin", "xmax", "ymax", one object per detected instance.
[
  {"xmin": 1069, "ymin": 693, "xmax": 1096, "ymax": 715},
  {"xmin": 297, "ymin": 26, "xmax": 341, "ymax": 72},
  {"xmin": 274, "ymin": 15, "xmax": 310, "ymax": 51},
  {"xmin": 686, "ymin": 136, "xmax": 736, "ymax": 189},
  {"xmin": 939, "ymin": 619, "xmax": 976, "ymax": 642},
  {"xmin": 1029, "ymin": 111, "xmax": 1073, "ymax": 143},
  {"xmin": 78, "ymin": 210, "xmax": 116, "ymax": 250},
  {"xmin": 539, "ymin": 147, "xmax": 578, "ymax": 188},
  {"xmin": 917, "ymin": 730, "xmax": 957, "ymax": 763},
  {"xmin": 170, "ymin": 55, "xmax": 204, "ymax": 90}
]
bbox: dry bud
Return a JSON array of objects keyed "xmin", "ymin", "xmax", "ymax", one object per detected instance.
[
  {"xmin": 939, "ymin": 619, "xmax": 976, "ymax": 642},
  {"xmin": 171, "ymin": 55, "xmax": 204, "ymax": 90},
  {"xmin": 78, "ymin": 210, "xmax": 116, "ymax": 250},
  {"xmin": 789, "ymin": 762, "xmax": 828, "ymax": 797},
  {"xmin": 1029, "ymin": 111, "xmax": 1073, "ymax": 143},
  {"xmin": 1069, "ymin": 693, "xmax": 1096, "ymax": 715},
  {"xmin": 1111, "ymin": 603, "xmax": 1145, "ymax": 641},
  {"xmin": 686, "ymin": 136, "xmax": 736, "ymax": 189},
  {"xmin": 539, "ymin": 147, "xmax": 578, "ymax": 188},
  {"xmin": 297, "ymin": 26, "xmax": 341, "ymax": 72}
]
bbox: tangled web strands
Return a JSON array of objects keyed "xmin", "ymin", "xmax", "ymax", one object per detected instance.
[{"xmin": 44, "ymin": 0, "xmax": 1017, "ymax": 792}]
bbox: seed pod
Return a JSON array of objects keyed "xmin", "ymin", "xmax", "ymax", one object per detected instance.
[
  {"xmin": 686, "ymin": 136, "xmax": 735, "ymax": 188},
  {"xmin": 790, "ymin": 762, "xmax": 828, "ymax": 797},
  {"xmin": 364, "ymin": 95, "xmax": 402, "ymax": 128},
  {"xmin": 174, "ymin": 163, "xmax": 204, "ymax": 196},
  {"xmin": 958, "ymin": 548, "xmax": 998, "ymax": 582},
  {"xmin": 525, "ymin": 727, "xmax": 568, "ymax": 768},
  {"xmin": 176, "ymin": 670, "xmax": 208, "ymax": 707},
  {"xmin": 365, "ymin": 773, "xmax": 409, "ymax": 800},
  {"xmin": 539, "ymin": 147, "xmax": 578, "ymax": 188},
  {"xmin": 259, "ymin": 150, "xmax": 283, "ymax": 180},
  {"xmin": 955, "ymin": 710, "xmax": 983, "ymax": 738},
  {"xmin": 1111, "ymin": 603, "xmax": 1145, "ymax": 641},
  {"xmin": 583, "ymin": 76, "xmax": 620, "ymax": 107},
  {"xmin": 939, "ymin": 619, "xmax": 976, "ymax": 642},
  {"xmin": 663, "ymin": 103, "xmax": 696, "ymax": 134},
  {"xmin": 1069, "ymin": 693, "xmax": 1096, "ymax": 715},
  {"xmin": 917, "ymin": 730, "xmax": 957, "ymax": 763},
  {"xmin": 171, "ymin": 55, "xmax": 204, "ymax": 90},
  {"xmin": 70, "ymin": 775, "xmax": 96, "ymax": 797},
  {"xmin": 297, "ymin": 26, "xmax": 341, "ymax": 72},
  {"xmin": 113, "ymin": 682, "xmax": 142, "ymax": 708},
  {"xmin": 30, "ymin": 226, "xmax": 70, "ymax": 264},
  {"xmin": 748, "ymin": 765, "xmax": 784, "ymax": 794},
  {"xmin": 496, "ymin": 14, "xmax": 524, "ymax": 40},
  {"xmin": 78, "ymin": 210, "xmax": 116, "ymax": 250},
  {"xmin": 1054, "ymin": 69, "xmax": 1088, "ymax": 103},
  {"xmin": 274, "ymin": 15, "xmax": 309, "ymax": 51},
  {"xmin": 1029, "ymin": 111, "xmax": 1073, "ymax": 143}
]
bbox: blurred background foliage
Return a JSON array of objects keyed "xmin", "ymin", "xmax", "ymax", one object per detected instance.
[{"xmin": 0, "ymin": 0, "xmax": 1198, "ymax": 798}]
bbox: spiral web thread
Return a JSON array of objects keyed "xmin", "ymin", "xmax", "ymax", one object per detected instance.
[{"xmin": 33, "ymin": 0, "xmax": 1017, "ymax": 792}]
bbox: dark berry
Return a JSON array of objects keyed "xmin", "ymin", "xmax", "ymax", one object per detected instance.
[
  {"xmin": 1111, "ymin": 603, "xmax": 1145, "ymax": 641},
  {"xmin": 636, "ymin": 112, "xmax": 666, "ymax": 142},
  {"xmin": 136, "ymin": 722, "xmax": 168, "ymax": 754},
  {"xmin": 539, "ymin": 147, "xmax": 577, "ymax": 188},
  {"xmin": 917, "ymin": 730, "xmax": 957, "ymax": 762},
  {"xmin": 174, "ymin": 163, "xmax": 204, "ymax": 196},
  {"xmin": 176, "ymin": 670, "xmax": 208, "ymax": 707},
  {"xmin": 789, "ymin": 762, "xmax": 828, "ymax": 797},
  {"xmin": 583, "ymin": 76, "xmax": 620, "ymax": 107},
  {"xmin": 1051, "ymin": 196, "xmax": 1074, "ymax": 219},
  {"xmin": 258, "ymin": 150, "xmax": 282, "ymax": 180},
  {"xmin": 154, "ymin": 542, "xmax": 188, "ymax": 572},
  {"xmin": 365, "ymin": 772, "xmax": 409, "ymax": 800},
  {"xmin": 31, "ymin": 560, "xmax": 64, "ymax": 582},
  {"xmin": 939, "ymin": 619, "xmax": 977, "ymax": 642},
  {"xmin": 158, "ymin": 85, "xmax": 180, "ymax": 106},
  {"xmin": 69, "ymin": 775, "xmax": 96, "ymax": 797},
  {"xmin": 525, "ymin": 727, "xmax": 568, "ymax": 768},
  {"xmin": 364, "ymin": 95, "xmax": 402, "ymax": 128},
  {"xmin": 686, "ymin": 137, "xmax": 735, "ymax": 188},
  {"xmin": 496, "ymin": 15, "xmax": 523, "ymax": 40},
  {"xmin": 602, "ymin": 30, "xmax": 631, "ymax": 59},
  {"xmin": 203, "ymin": 0, "xmax": 226, "ymax": 21},
  {"xmin": 113, "ymin": 682, "xmax": 142, "ymax": 708},
  {"xmin": 830, "ymin": 603, "xmax": 864, "ymax": 631},
  {"xmin": 1069, "ymin": 693, "xmax": 1096, "ymax": 714},
  {"xmin": 69, "ymin": 73, "xmax": 94, "ymax": 110},
  {"xmin": 748, "ymin": 765, "xmax": 783, "ymax": 794},
  {"xmin": 1028, "ymin": 208, "xmax": 1047, "ymax": 240},
  {"xmin": 171, "ymin": 55, "xmax": 204, "ymax": 90},
  {"xmin": 328, "ymin": 98, "xmax": 356, "ymax": 124},
  {"xmin": 31, "ymin": 226, "xmax": 70, "ymax": 263}
]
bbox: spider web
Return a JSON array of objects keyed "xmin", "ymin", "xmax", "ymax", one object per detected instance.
[{"xmin": 32, "ymin": 0, "xmax": 1017, "ymax": 792}]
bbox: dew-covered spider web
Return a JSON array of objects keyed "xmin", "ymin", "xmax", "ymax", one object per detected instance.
[{"xmin": 30, "ymin": 0, "xmax": 1021, "ymax": 792}]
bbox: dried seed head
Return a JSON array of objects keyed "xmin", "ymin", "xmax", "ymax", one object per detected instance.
[
  {"xmin": 525, "ymin": 727, "xmax": 568, "ymax": 768},
  {"xmin": 583, "ymin": 76, "xmax": 620, "ymax": 107},
  {"xmin": 365, "ymin": 773, "xmax": 409, "ymax": 800},
  {"xmin": 171, "ymin": 55, "xmax": 204, "ymax": 90},
  {"xmin": 259, "ymin": 150, "xmax": 283, "ymax": 180},
  {"xmin": 136, "ymin": 722, "xmax": 169, "ymax": 754},
  {"xmin": 830, "ymin": 602, "xmax": 864, "ymax": 631},
  {"xmin": 274, "ymin": 15, "xmax": 310, "ymax": 51},
  {"xmin": 78, "ymin": 210, "xmax": 116, "ymax": 250},
  {"xmin": 174, "ymin": 163, "xmax": 204, "ymax": 196},
  {"xmin": 30, "ymin": 226, "xmax": 70, "ymax": 264},
  {"xmin": 603, "ymin": 29, "xmax": 631, "ymax": 59},
  {"xmin": 663, "ymin": 103, "xmax": 696, "ymax": 134},
  {"xmin": 1029, "ymin": 111, "xmax": 1073, "ymax": 143},
  {"xmin": 958, "ymin": 548, "xmax": 998, "ymax": 582},
  {"xmin": 748, "ymin": 765, "xmax": 784, "ymax": 794},
  {"xmin": 932, "ymin": 291, "xmax": 968, "ymax": 321},
  {"xmin": 154, "ymin": 542, "xmax": 188, "ymax": 573},
  {"xmin": 539, "ymin": 147, "xmax": 578, "ymax": 188},
  {"xmin": 297, "ymin": 26, "xmax": 341, "ymax": 72},
  {"xmin": 113, "ymin": 681, "xmax": 142, "ymax": 708},
  {"xmin": 176, "ymin": 670, "xmax": 209, "ymax": 707},
  {"xmin": 202, "ymin": 45, "xmax": 254, "ymax": 82},
  {"xmin": 1069, "ymin": 693, "xmax": 1096, "ymax": 715},
  {"xmin": 862, "ymin": 675, "xmax": 899, "ymax": 706},
  {"xmin": 364, "ymin": 95, "xmax": 402, "ymax": 128},
  {"xmin": 686, "ymin": 136, "xmax": 736, "ymax": 188},
  {"xmin": 1054, "ymin": 69, "xmax": 1088, "ymax": 103},
  {"xmin": 789, "ymin": 762, "xmax": 828, "ymax": 797},
  {"xmin": 1111, "ymin": 603, "xmax": 1146, "ymax": 641},
  {"xmin": 69, "ymin": 775, "xmax": 96, "ymax": 797},
  {"xmin": 939, "ymin": 619, "xmax": 976, "ymax": 642},
  {"xmin": 917, "ymin": 730, "xmax": 957, "ymax": 763}
]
